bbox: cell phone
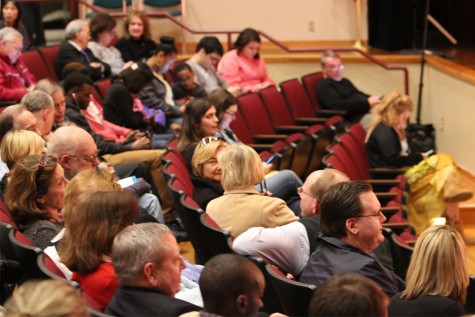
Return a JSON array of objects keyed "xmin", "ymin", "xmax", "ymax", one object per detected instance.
[
  {"xmin": 264, "ymin": 153, "xmax": 276, "ymax": 165},
  {"xmin": 423, "ymin": 149, "xmax": 434, "ymax": 156},
  {"xmin": 117, "ymin": 176, "xmax": 137, "ymax": 188}
]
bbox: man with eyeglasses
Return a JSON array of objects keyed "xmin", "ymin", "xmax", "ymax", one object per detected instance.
[
  {"xmin": 0, "ymin": 27, "xmax": 36, "ymax": 104},
  {"xmin": 316, "ymin": 50, "xmax": 381, "ymax": 123},
  {"xmin": 299, "ymin": 181, "xmax": 405, "ymax": 297}
]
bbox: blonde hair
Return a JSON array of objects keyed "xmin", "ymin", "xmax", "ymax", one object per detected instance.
[
  {"xmin": 62, "ymin": 169, "xmax": 121, "ymax": 219},
  {"xmin": 218, "ymin": 144, "xmax": 264, "ymax": 191},
  {"xmin": 0, "ymin": 130, "xmax": 45, "ymax": 169},
  {"xmin": 191, "ymin": 140, "xmax": 228, "ymax": 178},
  {"xmin": 4, "ymin": 279, "xmax": 89, "ymax": 317},
  {"xmin": 365, "ymin": 91, "xmax": 413, "ymax": 142},
  {"xmin": 401, "ymin": 225, "xmax": 469, "ymax": 304}
]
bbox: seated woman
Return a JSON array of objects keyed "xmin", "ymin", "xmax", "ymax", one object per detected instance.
[
  {"xmin": 0, "ymin": 0, "xmax": 33, "ymax": 51},
  {"xmin": 206, "ymin": 144, "xmax": 298, "ymax": 238},
  {"xmin": 190, "ymin": 140, "xmax": 228, "ymax": 209},
  {"xmin": 115, "ymin": 11, "xmax": 156, "ymax": 63},
  {"xmin": 0, "ymin": 129, "xmax": 45, "ymax": 195},
  {"xmin": 59, "ymin": 190, "xmax": 139, "ymax": 311},
  {"xmin": 5, "ymin": 153, "xmax": 67, "ymax": 250},
  {"xmin": 102, "ymin": 62, "xmax": 174, "ymax": 147},
  {"xmin": 366, "ymin": 92, "xmax": 472, "ymax": 234},
  {"xmin": 88, "ymin": 13, "xmax": 132, "ymax": 76},
  {"xmin": 217, "ymin": 28, "xmax": 274, "ymax": 93},
  {"xmin": 389, "ymin": 225, "xmax": 468, "ymax": 317}
]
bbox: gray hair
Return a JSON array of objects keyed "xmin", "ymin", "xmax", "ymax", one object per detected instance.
[
  {"xmin": 112, "ymin": 223, "xmax": 172, "ymax": 285},
  {"xmin": 21, "ymin": 90, "xmax": 54, "ymax": 113},
  {"xmin": 320, "ymin": 50, "xmax": 341, "ymax": 66},
  {"xmin": 47, "ymin": 126, "xmax": 87, "ymax": 158},
  {"xmin": 0, "ymin": 27, "xmax": 22, "ymax": 42},
  {"xmin": 65, "ymin": 19, "xmax": 88, "ymax": 40},
  {"xmin": 34, "ymin": 79, "xmax": 63, "ymax": 97}
]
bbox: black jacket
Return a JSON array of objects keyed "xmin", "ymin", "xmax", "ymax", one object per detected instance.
[{"xmin": 190, "ymin": 174, "xmax": 224, "ymax": 210}]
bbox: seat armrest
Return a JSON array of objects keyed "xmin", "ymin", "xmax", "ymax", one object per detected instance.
[
  {"xmin": 295, "ymin": 117, "xmax": 327, "ymax": 125},
  {"xmin": 316, "ymin": 109, "xmax": 347, "ymax": 117}
]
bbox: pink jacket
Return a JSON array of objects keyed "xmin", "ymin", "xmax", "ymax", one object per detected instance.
[
  {"xmin": 0, "ymin": 51, "xmax": 35, "ymax": 102},
  {"xmin": 217, "ymin": 49, "xmax": 274, "ymax": 93},
  {"xmin": 82, "ymin": 97, "xmax": 131, "ymax": 143}
]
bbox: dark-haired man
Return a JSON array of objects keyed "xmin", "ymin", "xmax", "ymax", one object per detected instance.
[{"xmin": 299, "ymin": 181, "xmax": 405, "ymax": 296}]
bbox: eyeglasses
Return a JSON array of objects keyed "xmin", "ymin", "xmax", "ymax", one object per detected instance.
[
  {"xmin": 353, "ymin": 210, "xmax": 383, "ymax": 218},
  {"xmin": 69, "ymin": 153, "xmax": 99, "ymax": 164},
  {"xmin": 201, "ymin": 136, "xmax": 219, "ymax": 146},
  {"xmin": 297, "ymin": 186, "xmax": 316, "ymax": 198},
  {"xmin": 225, "ymin": 110, "xmax": 237, "ymax": 117}
]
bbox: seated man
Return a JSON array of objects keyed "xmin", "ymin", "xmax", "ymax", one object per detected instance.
[
  {"xmin": 196, "ymin": 254, "xmax": 265, "ymax": 317},
  {"xmin": 0, "ymin": 27, "xmax": 36, "ymax": 103},
  {"xmin": 54, "ymin": 19, "xmax": 111, "ymax": 81},
  {"xmin": 20, "ymin": 90, "xmax": 55, "ymax": 141},
  {"xmin": 299, "ymin": 181, "xmax": 405, "ymax": 297},
  {"xmin": 105, "ymin": 223, "xmax": 200, "ymax": 316},
  {"xmin": 316, "ymin": 50, "xmax": 380, "ymax": 123},
  {"xmin": 185, "ymin": 36, "xmax": 241, "ymax": 96},
  {"xmin": 172, "ymin": 63, "xmax": 207, "ymax": 105},
  {"xmin": 233, "ymin": 168, "xmax": 349, "ymax": 277},
  {"xmin": 308, "ymin": 272, "xmax": 389, "ymax": 317}
]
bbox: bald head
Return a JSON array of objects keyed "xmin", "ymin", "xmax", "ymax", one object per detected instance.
[
  {"xmin": 300, "ymin": 169, "xmax": 349, "ymax": 218},
  {"xmin": 48, "ymin": 126, "xmax": 99, "ymax": 178},
  {"xmin": 0, "ymin": 104, "xmax": 38, "ymax": 142}
]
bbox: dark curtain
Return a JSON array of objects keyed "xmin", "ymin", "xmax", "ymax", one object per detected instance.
[{"xmin": 368, "ymin": 0, "xmax": 415, "ymax": 51}]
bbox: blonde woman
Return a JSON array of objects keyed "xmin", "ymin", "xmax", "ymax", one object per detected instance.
[
  {"xmin": 3, "ymin": 279, "xmax": 89, "ymax": 317},
  {"xmin": 206, "ymin": 144, "xmax": 298, "ymax": 238},
  {"xmin": 365, "ymin": 91, "xmax": 423, "ymax": 168},
  {"xmin": 389, "ymin": 225, "xmax": 468, "ymax": 316}
]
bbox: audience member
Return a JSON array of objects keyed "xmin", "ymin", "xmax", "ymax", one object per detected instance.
[
  {"xmin": 88, "ymin": 12, "xmax": 131, "ymax": 76},
  {"xmin": 194, "ymin": 254, "xmax": 265, "ymax": 317},
  {"xmin": 308, "ymin": 272, "xmax": 389, "ymax": 317},
  {"xmin": 138, "ymin": 43, "xmax": 184, "ymax": 129},
  {"xmin": 105, "ymin": 223, "xmax": 200, "ymax": 316},
  {"xmin": 389, "ymin": 225, "xmax": 468, "ymax": 317},
  {"xmin": 115, "ymin": 11, "xmax": 156, "ymax": 62},
  {"xmin": 54, "ymin": 19, "xmax": 111, "ymax": 81},
  {"xmin": 0, "ymin": 0, "xmax": 32, "ymax": 50},
  {"xmin": 172, "ymin": 63, "xmax": 207, "ymax": 105},
  {"xmin": 190, "ymin": 139, "xmax": 228, "ymax": 209},
  {"xmin": 20, "ymin": 90, "xmax": 55, "ymax": 140},
  {"xmin": 0, "ymin": 27, "xmax": 35, "ymax": 102},
  {"xmin": 186, "ymin": 36, "xmax": 241, "ymax": 96},
  {"xmin": 209, "ymin": 88, "xmax": 243, "ymax": 144},
  {"xmin": 3, "ymin": 279, "xmax": 89, "ymax": 317},
  {"xmin": 47, "ymin": 126, "xmax": 164, "ymax": 224},
  {"xmin": 0, "ymin": 129, "xmax": 44, "ymax": 196},
  {"xmin": 233, "ymin": 169, "xmax": 349, "ymax": 276},
  {"xmin": 59, "ymin": 191, "xmax": 139, "ymax": 311},
  {"xmin": 366, "ymin": 92, "xmax": 472, "ymax": 234},
  {"xmin": 316, "ymin": 50, "xmax": 380, "ymax": 122},
  {"xmin": 217, "ymin": 28, "xmax": 274, "ymax": 93},
  {"xmin": 158, "ymin": 35, "xmax": 178, "ymax": 74},
  {"xmin": 5, "ymin": 153, "xmax": 66, "ymax": 249},
  {"xmin": 299, "ymin": 181, "xmax": 405, "ymax": 296},
  {"xmin": 207, "ymin": 144, "xmax": 298, "ymax": 238},
  {"xmin": 34, "ymin": 79, "xmax": 69, "ymax": 131},
  {"xmin": 0, "ymin": 103, "xmax": 38, "ymax": 141}
]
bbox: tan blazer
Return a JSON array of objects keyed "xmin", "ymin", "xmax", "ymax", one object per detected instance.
[{"xmin": 206, "ymin": 188, "xmax": 299, "ymax": 238}]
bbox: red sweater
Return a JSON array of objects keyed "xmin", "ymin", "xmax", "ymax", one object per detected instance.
[{"xmin": 0, "ymin": 51, "xmax": 35, "ymax": 102}]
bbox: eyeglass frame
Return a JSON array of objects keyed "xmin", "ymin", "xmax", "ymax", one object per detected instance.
[
  {"xmin": 353, "ymin": 210, "xmax": 383, "ymax": 218},
  {"xmin": 68, "ymin": 153, "xmax": 99, "ymax": 164},
  {"xmin": 297, "ymin": 186, "xmax": 317, "ymax": 199}
]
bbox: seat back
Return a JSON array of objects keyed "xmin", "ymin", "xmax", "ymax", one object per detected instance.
[
  {"xmin": 238, "ymin": 93, "xmax": 277, "ymax": 135},
  {"xmin": 390, "ymin": 231, "xmax": 413, "ymax": 279},
  {"xmin": 0, "ymin": 223, "xmax": 22, "ymax": 291},
  {"xmin": 38, "ymin": 46, "xmax": 60, "ymax": 81},
  {"xmin": 327, "ymin": 142, "xmax": 361, "ymax": 180},
  {"xmin": 143, "ymin": 0, "xmax": 183, "ymax": 16},
  {"xmin": 303, "ymin": 124, "xmax": 328, "ymax": 177},
  {"xmin": 21, "ymin": 50, "xmax": 50, "ymax": 81},
  {"xmin": 200, "ymin": 213, "xmax": 234, "ymax": 262},
  {"xmin": 280, "ymin": 79, "xmax": 316, "ymax": 118},
  {"xmin": 248, "ymin": 257, "xmax": 284, "ymax": 314},
  {"xmin": 178, "ymin": 195, "xmax": 208, "ymax": 264},
  {"xmin": 36, "ymin": 253, "xmax": 67, "ymax": 280},
  {"xmin": 229, "ymin": 110, "xmax": 254, "ymax": 144},
  {"xmin": 336, "ymin": 132, "xmax": 371, "ymax": 179},
  {"xmin": 259, "ymin": 86, "xmax": 296, "ymax": 126},
  {"xmin": 9, "ymin": 229, "xmax": 48, "ymax": 283},
  {"xmin": 301, "ymin": 72, "xmax": 324, "ymax": 111},
  {"xmin": 265, "ymin": 264, "xmax": 315, "ymax": 316},
  {"xmin": 285, "ymin": 133, "xmax": 313, "ymax": 178},
  {"xmin": 95, "ymin": 78, "xmax": 112, "ymax": 100}
]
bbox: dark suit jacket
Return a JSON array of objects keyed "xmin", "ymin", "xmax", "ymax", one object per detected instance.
[
  {"xmin": 54, "ymin": 41, "xmax": 111, "ymax": 80},
  {"xmin": 105, "ymin": 286, "xmax": 200, "ymax": 317}
]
